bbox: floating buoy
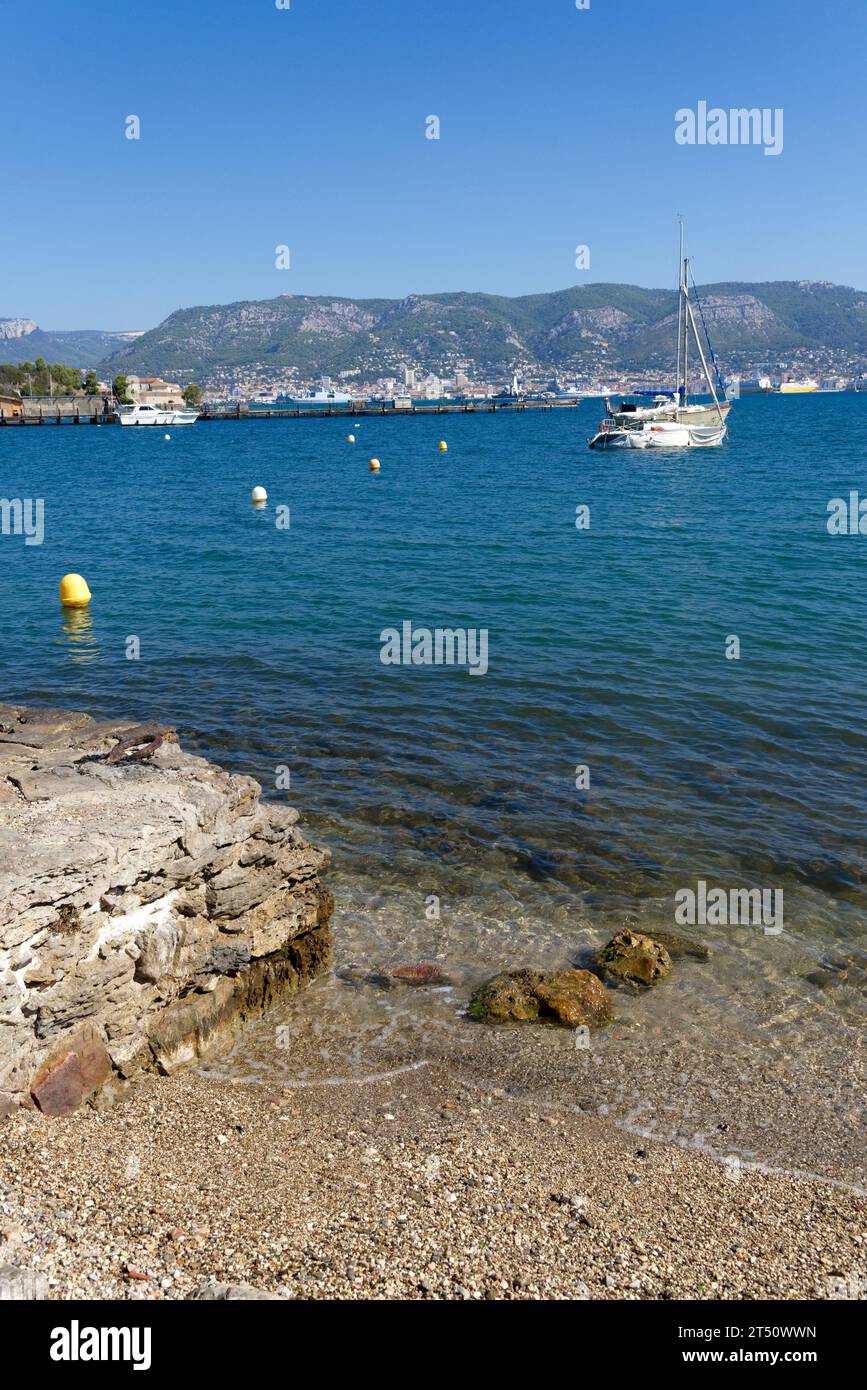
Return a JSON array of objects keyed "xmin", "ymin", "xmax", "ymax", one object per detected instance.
[
  {"xmin": 347, "ymin": 434, "xmax": 356, "ymax": 443},
  {"xmin": 438, "ymin": 440, "xmax": 448, "ymax": 452},
  {"xmin": 164, "ymin": 433, "xmax": 171, "ymax": 441},
  {"xmin": 251, "ymin": 485, "xmax": 268, "ymax": 503},
  {"xmin": 369, "ymin": 458, "xmax": 381, "ymax": 472},
  {"xmin": 59, "ymin": 573, "xmax": 91, "ymax": 608}
]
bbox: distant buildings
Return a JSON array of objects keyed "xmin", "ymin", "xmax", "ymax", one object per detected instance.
[{"xmin": 126, "ymin": 375, "xmax": 184, "ymax": 407}]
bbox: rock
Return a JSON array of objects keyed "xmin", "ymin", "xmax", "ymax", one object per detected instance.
[
  {"xmin": 135, "ymin": 919, "xmax": 183, "ymax": 983},
  {"xmin": 30, "ymin": 1024, "xmax": 113, "ymax": 1115},
  {"xmin": 203, "ymin": 944, "xmax": 252, "ymax": 975},
  {"xmin": 469, "ymin": 969, "xmax": 543, "ymax": 1023},
  {"xmin": 470, "ymin": 967, "xmax": 614, "ymax": 1028},
  {"xmin": 189, "ymin": 1281, "xmax": 285, "ymax": 1300},
  {"xmin": 641, "ymin": 930, "xmax": 709, "ymax": 962},
  {"xmin": 30, "ymin": 1052, "xmax": 84, "ymax": 1117},
  {"xmin": 534, "ymin": 970, "xmax": 615, "ymax": 1027},
  {"xmin": 0, "ymin": 704, "xmax": 334, "ymax": 1116},
  {"xmin": 595, "ymin": 928, "xmax": 672, "ymax": 986},
  {"xmin": 379, "ymin": 961, "xmax": 452, "ymax": 987}
]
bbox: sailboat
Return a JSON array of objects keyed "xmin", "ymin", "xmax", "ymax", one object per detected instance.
[{"xmin": 589, "ymin": 229, "xmax": 730, "ymax": 449}]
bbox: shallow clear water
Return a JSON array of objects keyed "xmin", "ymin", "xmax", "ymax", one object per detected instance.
[{"xmin": 3, "ymin": 397, "xmax": 865, "ymax": 1180}]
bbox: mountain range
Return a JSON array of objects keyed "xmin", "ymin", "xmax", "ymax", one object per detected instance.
[
  {"xmin": 0, "ymin": 321, "xmax": 141, "ymax": 370},
  {"xmin": 5, "ymin": 280, "xmax": 867, "ymax": 383}
]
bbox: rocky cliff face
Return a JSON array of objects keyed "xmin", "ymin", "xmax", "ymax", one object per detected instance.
[
  {"xmin": 0, "ymin": 706, "xmax": 333, "ymax": 1117},
  {"xmin": 0, "ymin": 318, "xmax": 38, "ymax": 340}
]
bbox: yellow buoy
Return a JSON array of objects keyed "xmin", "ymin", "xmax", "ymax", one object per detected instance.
[
  {"xmin": 59, "ymin": 573, "xmax": 92, "ymax": 608},
  {"xmin": 369, "ymin": 458, "xmax": 381, "ymax": 472},
  {"xmin": 438, "ymin": 440, "xmax": 448, "ymax": 452},
  {"xmin": 347, "ymin": 434, "xmax": 356, "ymax": 443},
  {"xmin": 251, "ymin": 485, "xmax": 268, "ymax": 503}
]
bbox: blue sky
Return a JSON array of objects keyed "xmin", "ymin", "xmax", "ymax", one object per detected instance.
[{"xmin": 1, "ymin": 0, "xmax": 862, "ymax": 329}]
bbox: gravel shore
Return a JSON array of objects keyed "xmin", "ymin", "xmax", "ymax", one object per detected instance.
[{"xmin": 1, "ymin": 1061, "xmax": 863, "ymax": 1301}]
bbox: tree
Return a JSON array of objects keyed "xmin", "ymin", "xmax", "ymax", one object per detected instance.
[
  {"xmin": 83, "ymin": 371, "xmax": 99, "ymax": 395},
  {"xmin": 182, "ymin": 383, "xmax": 203, "ymax": 407},
  {"xmin": 112, "ymin": 374, "xmax": 132, "ymax": 404}
]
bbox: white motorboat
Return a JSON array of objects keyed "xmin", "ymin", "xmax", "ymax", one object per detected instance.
[
  {"xmin": 588, "ymin": 227, "xmax": 730, "ymax": 451},
  {"xmin": 118, "ymin": 403, "xmax": 199, "ymax": 426}
]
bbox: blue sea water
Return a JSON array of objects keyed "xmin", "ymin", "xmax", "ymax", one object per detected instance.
[{"xmin": 2, "ymin": 396, "xmax": 865, "ymax": 1176}]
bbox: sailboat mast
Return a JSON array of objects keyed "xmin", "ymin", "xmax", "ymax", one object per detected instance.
[
  {"xmin": 675, "ymin": 220, "xmax": 684, "ymax": 409},
  {"xmin": 682, "ymin": 255, "xmax": 689, "ymax": 407}
]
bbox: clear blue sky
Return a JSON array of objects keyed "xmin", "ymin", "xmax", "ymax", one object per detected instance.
[{"xmin": 2, "ymin": 0, "xmax": 863, "ymax": 329}]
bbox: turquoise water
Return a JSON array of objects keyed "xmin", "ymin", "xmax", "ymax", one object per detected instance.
[{"xmin": 3, "ymin": 397, "xmax": 865, "ymax": 1176}]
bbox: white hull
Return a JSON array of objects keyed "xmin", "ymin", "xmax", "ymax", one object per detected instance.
[
  {"xmin": 589, "ymin": 421, "xmax": 727, "ymax": 449},
  {"xmin": 119, "ymin": 404, "xmax": 199, "ymax": 426}
]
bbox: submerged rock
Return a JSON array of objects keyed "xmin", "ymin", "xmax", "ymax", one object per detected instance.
[
  {"xmin": 469, "ymin": 967, "xmax": 614, "ymax": 1028},
  {"xmin": 383, "ymin": 961, "xmax": 452, "ymax": 987},
  {"xmin": 595, "ymin": 928, "xmax": 672, "ymax": 986},
  {"xmin": 642, "ymin": 930, "xmax": 710, "ymax": 962}
]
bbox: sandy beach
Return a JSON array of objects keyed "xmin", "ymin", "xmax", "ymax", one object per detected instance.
[{"xmin": 1, "ymin": 1056, "xmax": 863, "ymax": 1302}]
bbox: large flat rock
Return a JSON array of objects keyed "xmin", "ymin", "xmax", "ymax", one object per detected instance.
[{"xmin": 0, "ymin": 705, "xmax": 333, "ymax": 1114}]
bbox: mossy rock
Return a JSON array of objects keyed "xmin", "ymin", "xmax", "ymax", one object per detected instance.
[
  {"xmin": 469, "ymin": 967, "xmax": 614, "ymax": 1028},
  {"xmin": 469, "ymin": 969, "xmax": 543, "ymax": 1022},
  {"xmin": 595, "ymin": 928, "xmax": 672, "ymax": 986}
]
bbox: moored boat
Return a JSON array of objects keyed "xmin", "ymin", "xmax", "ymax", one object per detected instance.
[
  {"xmin": 588, "ymin": 226, "xmax": 730, "ymax": 452},
  {"xmin": 118, "ymin": 403, "xmax": 199, "ymax": 426},
  {"xmin": 778, "ymin": 377, "xmax": 818, "ymax": 394}
]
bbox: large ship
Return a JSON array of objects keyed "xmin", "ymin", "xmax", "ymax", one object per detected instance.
[
  {"xmin": 729, "ymin": 375, "xmax": 773, "ymax": 396},
  {"xmin": 778, "ymin": 377, "xmax": 818, "ymax": 394},
  {"xmin": 289, "ymin": 377, "xmax": 354, "ymax": 406}
]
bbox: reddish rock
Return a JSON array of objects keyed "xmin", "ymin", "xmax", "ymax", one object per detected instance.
[
  {"xmin": 535, "ymin": 969, "xmax": 615, "ymax": 1027},
  {"xmin": 31, "ymin": 1052, "xmax": 84, "ymax": 1117},
  {"xmin": 29, "ymin": 1024, "xmax": 113, "ymax": 1116},
  {"xmin": 74, "ymin": 1024, "xmax": 113, "ymax": 1094},
  {"xmin": 387, "ymin": 961, "xmax": 451, "ymax": 986}
]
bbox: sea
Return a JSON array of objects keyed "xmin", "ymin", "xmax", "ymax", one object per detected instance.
[{"xmin": 2, "ymin": 394, "xmax": 864, "ymax": 1187}]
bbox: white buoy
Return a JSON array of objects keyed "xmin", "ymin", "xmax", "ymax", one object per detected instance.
[
  {"xmin": 347, "ymin": 434, "xmax": 356, "ymax": 443},
  {"xmin": 164, "ymin": 433, "xmax": 171, "ymax": 440},
  {"xmin": 251, "ymin": 485, "xmax": 268, "ymax": 503}
]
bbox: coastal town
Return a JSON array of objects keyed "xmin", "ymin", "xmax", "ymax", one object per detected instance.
[{"xmin": 2, "ymin": 354, "xmax": 866, "ymax": 423}]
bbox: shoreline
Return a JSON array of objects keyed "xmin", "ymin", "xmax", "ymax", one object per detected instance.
[{"xmin": 1, "ymin": 1059, "xmax": 863, "ymax": 1301}]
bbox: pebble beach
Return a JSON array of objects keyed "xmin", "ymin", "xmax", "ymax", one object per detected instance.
[{"xmin": 1, "ymin": 1058, "xmax": 863, "ymax": 1302}]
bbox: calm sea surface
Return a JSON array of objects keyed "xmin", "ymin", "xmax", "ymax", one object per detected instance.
[{"xmin": 3, "ymin": 396, "xmax": 865, "ymax": 1181}]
